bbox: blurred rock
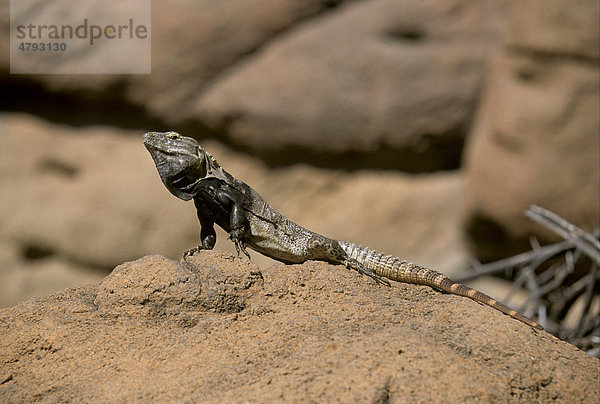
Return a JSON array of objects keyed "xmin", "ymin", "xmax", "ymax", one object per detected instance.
[
  {"xmin": 507, "ymin": 0, "xmax": 599, "ymax": 60},
  {"xmin": 0, "ymin": 113, "xmax": 467, "ymax": 307},
  {"xmin": 192, "ymin": 0, "xmax": 508, "ymax": 168},
  {"xmin": 0, "ymin": 0, "xmax": 336, "ymax": 84},
  {"xmin": 0, "ymin": 1, "xmax": 351, "ymax": 117},
  {"xmin": 130, "ymin": 0, "xmax": 348, "ymax": 121},
  {"xmin": 0, "ymin": 252, "xmax": 597, "ymax": 402},
  {"xmin": 0, "ymin": 240, "xmax": 103, "ymax": 308},
  {"xmin": 0, "ymin": 113, "xmax": 199, "ymax": 268},
  {"xmin": 462, "ymin": 0, "xmax": 599, "ymax": 260},
  {"xmin": 1, "ymin": 0, "xmax": 508, "ymax": 169}
]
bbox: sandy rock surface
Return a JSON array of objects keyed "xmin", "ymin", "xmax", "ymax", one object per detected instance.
[{"xmin": 1, "ymin": 252, "xmax": 597, "ymax": 403}]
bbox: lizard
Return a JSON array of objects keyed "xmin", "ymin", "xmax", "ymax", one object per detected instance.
[{"xmin": 143, "ymin": 131, "xmax": 542, "ymax": 330}]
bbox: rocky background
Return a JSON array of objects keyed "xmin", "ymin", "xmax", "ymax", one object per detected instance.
[
  {"xmin": 0, "ymin": 0, "xmax": 599, "ymax": 401},
  {"xmin": 1, "ymin": 0, "xmax": 597, "ymax": 306}
]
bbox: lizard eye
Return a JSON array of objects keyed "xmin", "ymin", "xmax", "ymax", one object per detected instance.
[{"xmin": 166, "ymin": 132, "xmax": 179, "ymax": 139}]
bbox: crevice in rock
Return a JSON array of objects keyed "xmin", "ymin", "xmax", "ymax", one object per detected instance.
[
  {"xmin": 20, "ymin": 242, "xmax": 114, "ymax": 274},
  {"xmin": 21, "ymin": 244, "xmax": 55, "ymax": 261},
  {"xmin": 251, "ymin": 140, "xmax": 463, "ymax": 173},
  {"xmin": 383, "ymin": 27, "xmax": 425, "ymax": 42},
  {"xmin": 186, "ymin": 120, "xmax": 466, "ymax": 172},
  {"xmin": 37, "ymin": 158, "xmax": 79, "ymax": 178},
  {"xmin": 507, "ymin": 45, "xmax": 599, "ymax": 68},
  {"xmin": 464, "ymin": 214, "xmax": 532, "ymax": 264},
  {"xmin": 0, "ymin": 72, "xmax": 169, "ymax": 130}
]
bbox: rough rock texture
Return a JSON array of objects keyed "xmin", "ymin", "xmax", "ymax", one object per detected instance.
[
  {"xmin": 0, "ymin": 113, "xmax": 466, "ymax": 307},
  {"xmin": 462, "ymin": 0, "xmax": 599, "ymax": 259},
  {"xmin": 0, "ymin": 252, "xmax": 597, "ymax": 403}
]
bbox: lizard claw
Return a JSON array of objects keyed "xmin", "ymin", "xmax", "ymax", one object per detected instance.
[
  {"xmin": 182, "ymin": 246, "xmax": 203, "ymax": 260},
  {"xmin": 345, "ymin": 259, "xmax": 391, "ymax": 286},
  {"xmin": 229, "ymin": 228, "xmax": 251, "ymax": 259}
]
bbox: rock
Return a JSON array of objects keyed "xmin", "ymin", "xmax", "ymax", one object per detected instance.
[
  {"xmin": 0, "ymin": 113, "xmax": 199, "ymax": 269},
  {"xmin": 192, "ymin": 0, "xmax": 508, "ymax": 168},
  {"xmin": 0, "ymin": 240, "xmax": 103, "ymax": 308},
  {"xmin": 507, "ymin": 0, "xmax": 599, "ymax": 61},
  {"xmin": 0, "ymin": 0, "xmax": 353, "ymax": 122},
  {"xmin": 462, "ymin": 0, "xmax": 599, "ymax": 260},
  {"xmin": 0, "ymin": 113, "xmax": 467, "ymax": 307},
  {"xmin": 95, "ymin": 254, "xmax": 263, "ymax": 317},
  {"xmin": 0, "ymin": 252, "xmax": 597, "ymax": 402},
  {"xmin": 1, "ymin": 0, "xmax": 508, "ymax": 169},
  {"xmin": 130, "ymin": 0, "xmax": 350, "ymax": 122}
]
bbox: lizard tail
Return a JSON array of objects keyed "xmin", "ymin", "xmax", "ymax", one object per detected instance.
[{"xmin": 339, "ymin": 242, "xmax": 542, "ymax": 330}]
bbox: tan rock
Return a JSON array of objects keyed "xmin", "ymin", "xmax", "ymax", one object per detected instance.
[
  {"xmin": 193, "ymin": 0, "xmax": 508, "ymax": 164},
  {"xmin": 508, "ymin": 0, "xmax": 599, "ymax": 60},
  {"xmin": 0, "ymin": 0, "xmax": 354, "ymax": 120},
  {"xmin": 1, "ymin": 0, "xmax": 508, "ymax": 168},
  {"xmin": 462, "ymin": 1, "xmax": 599, "ymax": 259},
  {"xmin": 0, "ymin": 252, "xmax": 597, "ymax": 402}
]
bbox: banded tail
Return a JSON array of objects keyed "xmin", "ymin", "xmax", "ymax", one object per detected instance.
[{"xmin": 339, "ymin": 242, "xmax": 542, "ymax": 329}]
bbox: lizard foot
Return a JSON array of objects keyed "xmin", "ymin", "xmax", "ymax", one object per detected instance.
[
  {"xmin": 345, "ymin": 258, "xmax": 391, "ymax": 286},
  {"xmin": 229, "ymin": 228, "xmax": 251, "ymax": 259},
  {"xmin": 182, "ymin": 246, "xmax": 204, "ymax": 260}
]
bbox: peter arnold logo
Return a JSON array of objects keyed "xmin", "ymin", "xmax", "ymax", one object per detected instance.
[{"xmin": 16, "ymin": 18, "xmax": 148, "ymax": 46}]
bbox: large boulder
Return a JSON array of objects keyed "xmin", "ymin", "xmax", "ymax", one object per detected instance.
[
  {"xmin": 0, "ymin": 252, "xmax": 597, "ymax": 402},
  {"xmin": 191, "ymin": 0, "xmax": 508, "ymax": 168},
  {"xmin": 462, "ymin": 0, "xmax": 599, "ymax": 260},
  {"xmin": 1, "ymin": 0, "xmax": 508, "ymax": 169}
]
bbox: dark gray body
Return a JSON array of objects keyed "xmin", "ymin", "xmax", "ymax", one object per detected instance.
[{"xmin": 143, "ymin": 131, "xmax": 541, "ymax": 329}]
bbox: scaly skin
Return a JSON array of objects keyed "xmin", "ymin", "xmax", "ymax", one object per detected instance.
[
  {"xmin": 143, "ymin": 131, "xmax": 542, "ymax": 330},
  {"xmin": 338, "ymin": 242, "xmax": 541, "ymax": 329}
]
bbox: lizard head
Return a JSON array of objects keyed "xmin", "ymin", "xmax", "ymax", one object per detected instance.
[{"xmin": 143, "ymin": 131, "xmax": 210, "ymax": 201}]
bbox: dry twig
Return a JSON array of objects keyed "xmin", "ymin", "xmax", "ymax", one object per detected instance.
[{"xmin": 458, "ymin": 205, "xmax": 599, "ymax": 357}]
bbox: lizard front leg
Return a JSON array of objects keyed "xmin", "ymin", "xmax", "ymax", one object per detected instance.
[
  {"xmin": 211, "ymin": 187, "xmax": 251, "ymax": 259},
  {"xmin": 183, "ymin": 209, "xmax": 217, "ymax": 259},
  {"xmin": 228, "ymin": 203, "xmax": 250, "ymax": 259}
]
